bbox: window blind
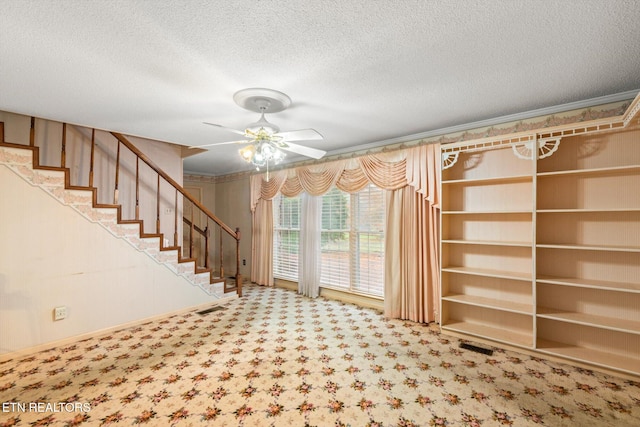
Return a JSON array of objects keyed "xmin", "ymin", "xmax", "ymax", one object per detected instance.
[
  {"xmin": 273, "ymin": 195, "xmax": 301, "ymax": 281},
  {"xmin": 273, "ymin": 185, "xmax": 385, "ymax": 297}
]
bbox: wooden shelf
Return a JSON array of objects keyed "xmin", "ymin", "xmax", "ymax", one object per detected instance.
[
  {"xmin": 442, "ymin": 321, "xmax": 532, "ymax": 348},
  {"xmin": 537, "ymin": 208, "xmax": 640, "ymax": 213},
  {"xmin": 536, "ymin": 275, "xmax": 640, "ymax": 293},
  {"xmin": 440, "ymin": 121, "xmax": 640, "ymax": 375},
  {"xmin": 443, "ymin": 294, "xmax": 532, "ymax": 314},
  {"xmin": 537, "ymin": 206, "xmax": 640, "ymax": 214},
  {"xmin": 537, "ymin": 243, "xmax": 640, "ymax": 253},
  {"xmin": 442, "ymin": 174, "xmax": 532, "ymax": 185},
  {"xmin": 443, "ymin": 239, "xmax": 532, "ymax": 247},
  {"xmin": 442, "ymin": 266, "xmax": 532, "ymax": 281},
  {"xmin": 442, "ymin": 210, "xmax": 532, "ymax": 215},
  {"xmin": 537, "ymin": 164, "xmax": 640, "ymax": 177},
  {"xmin": 536, "ymin": 339, "xmax": 640, "ymax": 375},
  {"xmin": 537, "ymin": 307, "xmax": 640, "ymax": 334}
]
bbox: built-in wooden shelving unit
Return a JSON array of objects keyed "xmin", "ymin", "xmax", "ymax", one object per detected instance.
[{"xmin": 440, "ymin": 93, "xmax": 640, "ymax": 376}]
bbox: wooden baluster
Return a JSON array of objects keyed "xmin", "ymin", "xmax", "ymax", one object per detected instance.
[
  {"xmin": 61, "ymin": 123, "xmax": 66, "ymax": 168},
  {"xmin": 173, "ymin": 189, "xmax": 178, "ymax": 247},
  {"xmin": 29, "ymin": 117, "xmax": 35, "ymax": 147},
  {"xmin": 135, "ymin": 158, "xmax": 140, "ymax": 220},
  {"xmin": 219, "ymin": 230, "xmax": 224, "ymax": 278},
  {"xmin": 114, "ymin": 140, "xmax": 120, "ymax": 204},
  {"xmin": 235, "ymin": 227, "xmax": 242, "ymax": 297},
  {"xmin": 89, "ymin": 129, "xmax": 95, "ymax": 187},
  {"xmin": 189, "ymin": 202, "xmax": 194, "ymax": 258},
  {"xmin": 204, "ymin": 218, "xmax": 210, "ymax": 269},
  {"xmin": 156, "ymin": 174, "xmax": 161, "ymax": 234}
]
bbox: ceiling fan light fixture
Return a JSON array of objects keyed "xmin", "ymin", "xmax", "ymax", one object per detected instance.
[
  {"xmin": 272, "ymin": 147, "xmax": 286, "ymax": 163},
  {"xmin": 261, "ymin": 141, "xmax": 275, "ymax": 156},
  {"xmin": 239, "ymin": 145, "xmax": 255, "ymax": 162},
  {"xmin": 239, "ymin": 140, "xmax": 286, "ymax": 168},
  {"xmin": 202, "ymin": 88, "xmax": 325, "ymax": 170},
  {"xmin": 253, "ymin": 152, "xmax": 266, "ymax": 166}
]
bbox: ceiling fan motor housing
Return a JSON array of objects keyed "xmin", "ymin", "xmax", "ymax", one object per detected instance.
[
  {"xmin": 246, "ymin": 111, "xmax": 280, "ymax": 134},
  {"xmin": 234, "ymin": 88, "xmax": 292, "ymax": 134}
]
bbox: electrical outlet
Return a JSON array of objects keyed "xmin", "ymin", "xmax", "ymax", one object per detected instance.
[
  {"xmin": 53, "ymin": 306, "xmax": 67, "ymax": 321},
  {"xmin": 243, "ymin": 259, "xmax": 246, "ymax": 266}
]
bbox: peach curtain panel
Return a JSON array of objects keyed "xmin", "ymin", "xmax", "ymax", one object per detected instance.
[
  {"xmin": 385, "ymin": 187, "xmax": 432, "ymax": 321},
  {"xmin": 385, "ymin": 144, "xmax": 441, "ymax": 322},
  {"xmin": 249, "ymin": 144, "xmax": 441, "ymax": 322}
]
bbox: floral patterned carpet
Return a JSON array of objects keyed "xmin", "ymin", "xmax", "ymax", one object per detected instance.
[{"xmin": 1, "ymin": 284, "xmax": 639, "ymax": 426}]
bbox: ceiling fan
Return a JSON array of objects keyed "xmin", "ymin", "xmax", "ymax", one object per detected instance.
[{"xmin": 192, "ymin": 88, "xmax": 326, "ymax": 168}]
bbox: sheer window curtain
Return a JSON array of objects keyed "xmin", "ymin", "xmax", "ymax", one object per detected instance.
[{"xmin": 298, "ymin": 193, "xmax": 322, "ymax": 298}]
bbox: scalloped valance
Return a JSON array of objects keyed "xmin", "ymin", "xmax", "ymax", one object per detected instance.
[{"xmin": 250, "ymin": 144, "xmax": 439, "ymax": 211}]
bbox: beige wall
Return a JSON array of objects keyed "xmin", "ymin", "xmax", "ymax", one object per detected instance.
[
  {"xmin": 0, "ymin": 166, "xmax": 218, "ymax": 355},
  {"xmin": 184, "ymin": 175, "xmax": 252, "ymax": 280}
]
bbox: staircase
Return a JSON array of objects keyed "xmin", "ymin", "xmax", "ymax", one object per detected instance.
[{"xmin": 0, "ymin": 118, "xmax": 242, "ymax": 299}]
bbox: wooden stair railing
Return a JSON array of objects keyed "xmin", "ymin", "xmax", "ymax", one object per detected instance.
[
  {"xmin": 0, "ymin": 119, "xmax": 242, "ymax": 297},
  {"xmin": 110, "ymin": 132, "xmax": 242, "ymax": 295}
]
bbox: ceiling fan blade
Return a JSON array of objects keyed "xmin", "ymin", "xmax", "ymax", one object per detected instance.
[
  {"xmin": 188, "ymin": 139, "xmax": 249, "ymax": 149},
  {"xmin": 275, "ymin": 128, "xmax": 323, "ymax": 142},
  {"xmin": 281, "ymin": 141, "xmax": 326, "ymax": 159},
  {"xmin": 203, "ymin": 122, "xmax": 247, "ymax": 136}
]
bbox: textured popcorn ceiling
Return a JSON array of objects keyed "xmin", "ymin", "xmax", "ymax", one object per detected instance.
[{"xmin": 1, "ymin": 0, "xmax": 639, "ymax": 176}]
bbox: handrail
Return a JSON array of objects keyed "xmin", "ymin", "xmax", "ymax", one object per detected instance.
[
  {"xmin": 111, "ymin": 132, "xmax": 238, "ymax": 239},
  {"xmin": 183, "ymin": 217, "xmax": 207, "ymax": 237}
]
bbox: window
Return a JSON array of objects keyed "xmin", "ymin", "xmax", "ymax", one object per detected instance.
[
  {"xmin": 351, "ymin": 184, "xmax": 385, "ymax": 295},
  {"xmin": 273, "ymin": 195, "xmax": 300, "ymax": 281},
  {"xmin": 319, "ymin": 187, "xmax": 351, "ymax": 288},
  {"xmin": 273, "ymin": 184, "xmax": 385, "ymax": 297}
]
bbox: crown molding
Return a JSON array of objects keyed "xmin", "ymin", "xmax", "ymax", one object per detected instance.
[{"xmin": 326, "ymin": 89, "xmax": 639, "ymax": 157}]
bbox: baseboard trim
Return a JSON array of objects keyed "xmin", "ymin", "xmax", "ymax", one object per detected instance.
[{"xmin": 0, "ymin": 295, "xmax": 236, "ymax": 363}]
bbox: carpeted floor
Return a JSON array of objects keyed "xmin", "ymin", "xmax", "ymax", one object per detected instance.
[{"xmin": 1, "ymin": 284, "xmax": 639, "ymax": 426}]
